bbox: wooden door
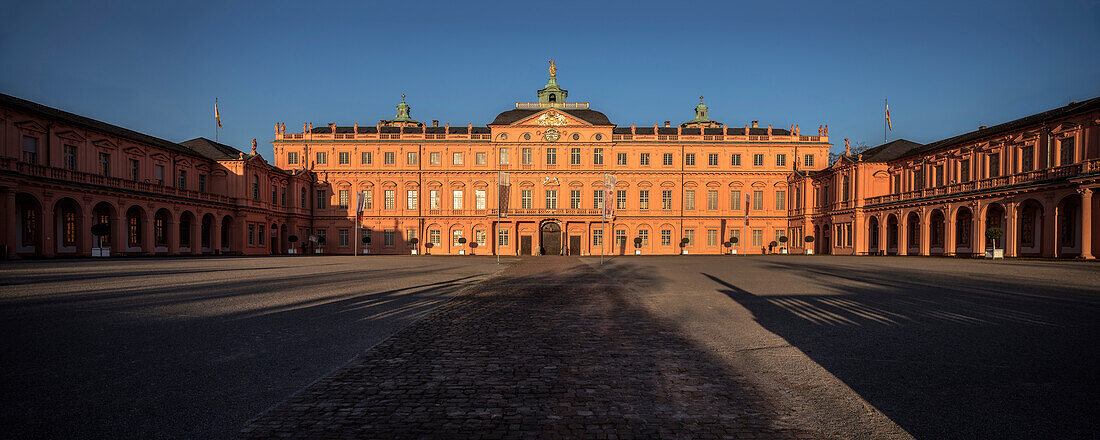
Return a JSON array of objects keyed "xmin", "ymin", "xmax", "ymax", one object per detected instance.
[
  {"xmin": 520, "ymin": 235, "xmax": 532, "ymax": 255},
  {"xmin": 569, "ymin": 235, "xmax": 581, "ymax": 255}
]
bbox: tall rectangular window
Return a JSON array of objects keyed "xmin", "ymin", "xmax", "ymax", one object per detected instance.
[
  {"xmin": 707, "ymin": 229, "xmax": 718, "ymax": 246},
  {"xmin": 661, "ymin": 229, "xmax": 671, "ymax": 246},
  {"xmin": 248, "ymin": 224, "xmax": 255, "ymax": 246},
  {"xmin": 407, "ymin": 190, "xmax": 418, "ymax": 209},
  {"xmin": 707, "ymin": 190, "xmax": 718, "ymax": 210},
  {"xmin": 570, "ymin": 190, "xmax": 581, "ymax": 209},
  {"xmin": 1060, "ymin": 138, "xmax": 1075, "ymax": 165},
  {"xmin": 708, "ymin": 153, "xmax": 718, "ymax": 166},
  {"xmin": 639, "ymin": 190, "xmax": 650, "ymax": 210},
  {"xmin": 545, "ymin": 190, "xmax": 557, "ymax": 209},
  {"xmin": 98, "ymin": 153, "xmax": 110, "ymax": 177},
  {"xmin": 64, "ymin": 145, "xmax": 77, "ymax": 170},
  {"xmin": 731, "ymin": 154, "xmax": 741, "ymax": 166},
  {"xmin": 407, "ymin": 152, "xmax": 418, "ymax": 165},
  {"xmin": 362, "ymin": 190, "xmax": 373, "ymax": 209},
  {"xmin": 154, "ymin": 165, "xmax": 165, "ymax": 185},
  {"xmin": 729, "ymin": 229, "xmax": 740, "ymax": 247},
  {"xmin": 384, "ymin": 230, "xmax": 395, "ymax": 247},
  {"xmin": 406, "ymin": 229, "xmax": 417, "ymax": 246},
  {"xmin": 989, "ymin": 153, "xmax": 1000, "ymax": 178},
  {"xmin": 804, "ymin": 154, "xmax": 814, "ymax": 167},
  {"xmin": 452, "ymin": 152, "xmax": 463, "ymax": 165},
  {"xmin": 615, "ymin": 230, "xmax": 627, "ymax": 247},
  {"xmin": 452, "ymin": 190, "xmax": 463, "ymax": 210},
  {"xmin": 339, "ymin": 152, "xmax": 349, "ymax": 165},
  {"xmin": 685, "ymin": 153, "xmax": 695, "ymax": 166},
  {"xmin": 753, "ymin": 190, "xmax": 764, "ymax": 210},
  {"xmin": 934, "ymin": 165, "xmax": 944, "ymax": 187},
  {"xmin": 616, "ymin": 190, "xmax": 627, "ymax": 210},
  {"xmin": 429, "ymin": 229, "xmax": 441, "ymax": 246},
  {"xmin": 199, "ymin": 174, "xmax": 207, "ymax": 192},
  {"xmin": 639, "ymin": 229, "xmax": 649, "ymax": 246},
  {"xmin": 498, "ymin": 229, "xmax": 510, "ymax": 246},
  {"xmin": 499, "ymin": 148, "xmax": 510, "ymax": 164},
  {"xmin": 663, "ymin": 153, "xmax": 673, "ymax": 166},
  {"xmin": 385, "ymin": 152, "xmax": 395, "ymax": 165},
  {"xmin": 960, "ymin": 159, "xmax": 971, "ymax": 183},
  {"xmin": 662, "ymin": 190, "xmax": 672, "ymax": 210},
  {"xmin": 339, "ymin": 229, "xmax": 349, "ymax": 247},
  {"xmin": 384, "ymin": 190, "xmax": 395, "ymax": 210},
  {"xmin": 593, "ymin": 190, "xmax": 603, "ymax": 209},
  {"xmin": 130, "ymin": 159, "xmax": 140, "ymax": 180},
  {"xmin": 272, "ymin": 185, "xmax": 278, "ymax": 203},
  {"xmin": 545, "ymin": 148, "xmax": 557, "ymax": 165},
  {"xmin": 361, "ymin": 152, "xmax": 371, "ymax": 164},
  {"xmin": 776, "ymin": 190, "xmax": 786, "ymax": 210},
  {"xmin": 522, "ymin": 148, "xmax": 532, "ymax": 164},
  {"xmin": 640, "ymin": 153, "xmax": 650, "ymax": 165},
  {"xmin": 570, "ymin": 148, "xmax": 581, "ymax": 165},
  {"xmin": 617, "ymin": 153, "xmax": 627, "ymax": 166},
  {"xmin": 316, "ymin": 152, "xmax": 327, "ymax": 165},
  {"xmin": 684, "ymin": 229, "xmax": 694, "ymax": 246},
  {"xmin": 316, "ymin": 189, "xmax": 326, "ymax": 209},
  {"xmin": 476, "ymin": 152, "xmax": 486, "ymax": 165},
  {"xmin": 685, "ymin": 190, "xmax": 695, "ymax": 210},
  {"xmin": 753, "ymin": 154, "xmax": 764, "ymax": 166},
  {"xmin": 1021, "ymin": 146, "xmax": 1033, "ymax": 172},
  {"xmin": 21, "ymin": 136, "xmax": 37, "ymax": 163},
  {"xmin": 475, "ymin": 229, "xmax": 486, "ymax": 246},
  {"xmin": 730, "ymin": 190, "xmax": 741, "ymax": 211},
  {"xmin": 592, "ymin": 229, "xmax": 603, "ymax": 247},
  {"xmin": 452, "ymin": 229, "xmax": 464, "ymax": 246},
  {"xmin": 338, "ymin": 190, "xmax": 349, "ymax": 209},
  {"xmin": 430, "ymin": 190, "xmax": 440, "ymax": 209},
  {"xmin": 178, "ymin": 170, "xmax": 188, "ymax": 189},
  {"xmin": 430, "ymin": 152, "xmax": 440, "ymax": 165},
  {"xmin": 521, "ymin": 190, "xmax": 532, "ymax": 209},
  {"xmin": 752, "ymin": 229, "xmax": 763, "ymax": 247},
  {"xmin": 475, "ymin": 189, "xmax": 486, "ymax": 209},
  {"xmin": 288, "ymin": 152, "xmax": 299, "ymax": 164},
  {"xmin": 593, "ymin": 148, "xmax": 604, "ymax": 165},
  {"xmin": 776, "ymin": 154, "xmax": 787, "ymax": 167}
]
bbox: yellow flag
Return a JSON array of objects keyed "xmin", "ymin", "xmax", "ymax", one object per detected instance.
[
  {"xmin": 215, "ymin": 102, "xmax": 222, "ymax": 129},
  {"xmin": 885, "ymin": 100, "xmax": 892, "ymax": 131}
]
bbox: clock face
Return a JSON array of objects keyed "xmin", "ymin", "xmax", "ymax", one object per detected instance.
[{"xmin": 543, "ymin": 128, "xmax": 560, "ymax": 142}]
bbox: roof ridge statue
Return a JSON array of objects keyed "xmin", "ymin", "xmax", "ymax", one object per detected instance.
[{"xmin": 548, "ymin": 59, "xmax": 557, "ymax": 78}]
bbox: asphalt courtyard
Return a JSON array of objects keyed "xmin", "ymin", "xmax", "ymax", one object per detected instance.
[
  {"xmin": 0, "ymin": 256, "xmax": 505, "ymax": 440},
  {"xmin": 2, "ymin": 255, "xmax": 1098, "ymax": 439}
]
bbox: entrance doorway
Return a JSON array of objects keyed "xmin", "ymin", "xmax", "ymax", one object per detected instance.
[
  {"xmin": 520, "ymin": 235, "xmax": 532, "ymax": 255},
  {"xmin": 541, "ymin": 223, "xmax": 562, "ymax": 255},
  {"xmin": 569, "ymin": 235, "xmax": 581, "ymax": 255}
]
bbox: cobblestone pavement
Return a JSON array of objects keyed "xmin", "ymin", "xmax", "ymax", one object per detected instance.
[{"xmin": 241, "ymin": 257, "xmax": 822, "ymax": 439}]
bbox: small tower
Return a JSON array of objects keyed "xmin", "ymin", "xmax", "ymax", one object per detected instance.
[
  {"xmin": 537, "ymin": 59, "xmax": 568, "ymax": 104},
  {"xmin": 385, "ymin": 94, "xmax": 423, "ymax": 127},
  {"xmin": 681, "ymin": 96, "xmax": 722, "ymax": 128}
]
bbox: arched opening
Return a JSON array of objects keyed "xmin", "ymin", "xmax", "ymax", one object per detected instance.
[
  {"xmin": 153, "ymin": 209, "xmax": 171, "ymax": 252},
  {"xmin": 16, "ymin": 193, "xmax": 42, "ymax": 255},
  {"xmin": 868, "ymin": 216, "xmax": 880, "ymax": 254},
  {"xmin": 1017, "ymin": 199, "xmax": 1044, "ymax": 256},
  {"xmin": 907, "ymin": 212, "xmax": 921, "ymax": 255},
  {"xmin": 955, "ymin": 207, "xmax": 974, "ymax": 255},
  {"xmin": 270, "ymin": 223, "xmax": 279, "ymax": 255},
  {"xmin": 1056, "ymin": 194, "xmax": 1082, "ymax": 257},
  {"xmin": 201, "ymin": 214, "xmax": 215, "ymax": 253},
  {"xmin": 53, "ymin": 198, "xmax": 82, "ymax": 254},
  {"xmin": 125, "ymin": 206, "xmax": 145, "ymax": 253},
  {"xmin": 984, "ymin": 203, "xmax": 1006, "ymax": 251},
  {"xmin": 886, "ymin": 214, "xmax": 899, "ymax": 255},
  {"xmin": 812, "ymin": 225, "xmax": 820, "ymax": 254},
  {"xmin": 929, "ymin": 209, "xmax": 946, "ymax": 255},
  {"xmin": 179, "ymin": 211, "xmax": 195, "ymax": 253},
  {"xmin": 821, "ymin": 223, "xmax": 831, "ymax": 255},
  {"xmin": 548, "ymin": 93, "xmax": 556, "ymax": 103},
  {"xmin": 280, "ymin": 224, "xmax": 288, "ymax": 255},
  {"xmin": 221, "ymin": 215, "xmax": 234, "ymax": 253},
  {"xmin": 92, "ymin": 202, "xmax": 116, "ymax": 255},
  {"xmin": 540, "ymin": 222, "xmax": 562, "ymax": 255}
]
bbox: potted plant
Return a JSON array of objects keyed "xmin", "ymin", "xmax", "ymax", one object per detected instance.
[
  {"xmin": 409, "ymin": 237, "xmax": 419, "ymax": 255},
  {"xmin": 985, "ymin": 227, "xmax": 1004, "ymax": 259},
  {"xmin": 729, "ymin": 236, "xmax": 738, "ymax": 254},
  {"xmin": 91, "ymin": 223, "xmax": 110, "ymax": 257},
  {"xmin": 316, "ymin": 236, "xmax": 326, "ymax": 254},
  {"xmin": 424, "ymin": 241, "xmax": 433, "ymax": 255},
  {"xmin": 361, "ymin": 235, "xmax": 371, "ymax": 254},
  {"xmin": 804, "ymin": 236, "xmax": 815, "ymax": 254},
  {"xmin": 779, "ymin": 236, "xmax": 789, "ymax": 254},
  {"xmin": 469, "ymin": 241, "xmax": 478, "ymax": 255},
  {"xmin": 288, "ymin": 235, "xmax": 298, "ymax": 254},
  {"xmin": 680, "ymin": 237, "xmax": 690, "ymax": 255},
  {"xmin": 768, "ymin": 240, "xmax": 778, "ymax": 254},
  {"xmin": 458, "ymin": 237, "xmax": 467, "ymax": 255},
  {"xmin": 634, "ymin": 237, "xmax": 643, "ymax": 255}
]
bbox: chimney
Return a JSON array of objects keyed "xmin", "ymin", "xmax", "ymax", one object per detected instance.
[
  {"xmin": 329, "ymin": 122, "xmax": 336, "ymax": 132},
  {"xmin": 433, "ymin": 120, "xmax": 439, "ymax": 127},
  {"xmin": 979, "ymin": 125, "xmax": 987, "ymax": 130},
  {"xmin": 751, "ymin": 121, "xmax": 758, "ymax": 128},
  {"xmin": 664, "ymin": 121, "xmax": 671, "ymax": 127}
]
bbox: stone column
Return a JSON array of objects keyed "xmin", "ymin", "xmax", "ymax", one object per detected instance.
[
  {"xmin": 945, "ymin": 210, "xmax": 957, "ymax": 256},
  {"xmin": 41, "ymin": 203, "xmax": 56, "ymax": 257},
  {"xmin": 920, "ymin": 212, "xmax": 931, "ymax": 256},
  {"xmin": 1080, "ymin": 188, "xmax": 1094, "ymax": 259},
  {"xmin": 1005, "ymin": 202, "xmax": 1018, "ymax": 257},
  {"xmin": 898, "ymin": 212, "xmax": 908, "ymax": 256},
  {"xmin": 141, "ymin": 211, "xmax": 154, "ymax": 254},
  {"xmin": 80, "ymin": 208, "xmax": 94, "ymax": 257},
  {"xmin": 211, "ymin": 216, "xmax": 222, "ymax": 254},
  {"xmin": 191, "ymin": 217, "xmax": 202, "ymax": 255},
  {"xmin": 3, "ymin": 189, "xmax": 17, "ymax": 259},
  {"xmin": 167, "ymin": 216, "xmax": 180, "ymax": 256},
  {"xmin": 1048, "ymin": 202, "xmax": 1059, "ymax": 258}
]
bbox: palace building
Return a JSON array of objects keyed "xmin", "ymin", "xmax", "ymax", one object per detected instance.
[{"xmin": 2, "ymin": 67, "xmax": 1097, "ymax": 258}]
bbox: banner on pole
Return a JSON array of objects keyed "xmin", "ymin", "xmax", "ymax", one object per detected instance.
[
  {"xmin": 603, "ymin": 174, "xmax": 616, "ymax": 220},
  {"xmin": 497, "ymin": 173, "xmax": 510, "ymax": 218}
]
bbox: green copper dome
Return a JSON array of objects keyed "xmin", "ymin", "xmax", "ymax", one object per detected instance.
[{"xmin": 386, "ymin": 94, "xmax": 423, "ymax": 126}]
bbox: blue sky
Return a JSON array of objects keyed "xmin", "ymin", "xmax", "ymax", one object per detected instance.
[{"xmin": 2, "ymin": 0, "xmax": 1097, "ymax": 160}]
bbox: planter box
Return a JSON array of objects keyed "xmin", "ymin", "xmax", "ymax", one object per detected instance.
[
  {"xmin": 634, "ymin": 250, "xmax": 641, "ymax": 255},
  {"xmin": 287, "ymin": 248, "xmax": 297, "ymax": 254},
  {"xmin": 729, "ymin": 249, "xmax": 737, "ymax": 255},
  {"xmin": 91, "ymin": 247, "xmax": 110, "ymax": 257},
  {"xmin": 805, "ymin": 249, "xmax": 814, "ymax": 255},
  {"xmin": 459, "ymin": 250, "xmax": 465, "ymax": 255},
  {"xmin": 780, "ymin": 248, "xmax": 788, "ymax": 254},
  {"xmin": 314, "ymin": 249, "xmax": 323, "ymax": 254},
  {"xmin": 411, "ymin": 250, "xmax": 417, "ymax": 255},
  {"xmin": 681, "ymin": 250, "xmax": 689, "ymax": 255},
  {"xmin": 993, "ymin": 249, "xmax": 1004, "ymax": 259}
]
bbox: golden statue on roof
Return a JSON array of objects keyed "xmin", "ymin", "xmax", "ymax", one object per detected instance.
[{"xmin": 548, "ymin": 59, "xmax": 557, "ymax": 77}]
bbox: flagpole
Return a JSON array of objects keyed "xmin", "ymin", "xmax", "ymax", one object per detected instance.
[
  {"xmin": 215, "ymin": 97, "xmax": 219, "ymax": 143},
  {"xmin": 884, "ymin": 99, "xmax": 888, "ymax": 145}
]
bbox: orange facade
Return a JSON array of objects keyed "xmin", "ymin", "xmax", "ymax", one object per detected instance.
[{"xmin": 271, "ymin": 75, "xmax": 830, "ymax": 256}]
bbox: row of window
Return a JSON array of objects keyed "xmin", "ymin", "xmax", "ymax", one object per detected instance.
[
  {"xmin": 289, "ymin": 148, "xmax": 815, "ymax": 169},
  {"xmin": 23, "ymin": 136, "xmax": 213, "ymax": 192},
  {"xmin": 325, "ymin": 188, "xmax": 788, "ymax": 212},
  {"xmin": 890, "ymin": 139, "xmax": 1078, "ymax": 194}
]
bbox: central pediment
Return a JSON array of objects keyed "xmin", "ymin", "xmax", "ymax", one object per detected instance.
[{"xmin": 490, "ymin": 107, "xmax": 612, "ymax": 126}]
